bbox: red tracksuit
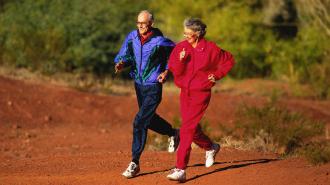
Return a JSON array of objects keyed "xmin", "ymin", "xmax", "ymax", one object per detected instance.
[{"xmin": 168, "ymin": 38, "xmax": 235, "ymax": 169}]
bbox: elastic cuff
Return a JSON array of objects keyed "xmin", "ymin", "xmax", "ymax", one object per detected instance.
[{"xmin": 132, "ymin": 159, "xmax": 139, "ymax": 165}]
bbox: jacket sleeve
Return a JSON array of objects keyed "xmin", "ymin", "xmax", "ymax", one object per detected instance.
[
  {"xmin": 159, "ymin": 38, "xmax": 175, "ymax": 70},
  {"xmin": 214, "ymin": 49, "xmax": 235, "ymax": 80},
  {"xmin": 114, "ymin": 33, "xmax": 135, "ymax": 66},
  {"xmin": 168, "ymin": 46, "xmax": 187, "ymax": 77}
]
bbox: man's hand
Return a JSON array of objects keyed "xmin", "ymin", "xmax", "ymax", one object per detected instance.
[
  {"xmin": 157, "ymin": 70, "xmax": 168, "ymax": 83},
  {"xmin": 115, "ymin": 61, "xmax": 125, "ymax": 74},
  {"xmin": 208, "ymin": 74, "xmax": 216, "ymax": 83},
  {"xmin": 179, "ymin": 48, "xmax": 186, "ymax": 61}
]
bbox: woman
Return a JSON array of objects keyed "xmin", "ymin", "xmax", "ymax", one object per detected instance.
[{"xmin": 167, "ymin": 18, "xmax": 235, "ymax": 182}]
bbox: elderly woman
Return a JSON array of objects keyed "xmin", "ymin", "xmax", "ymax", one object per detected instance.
[{"xmin": 167, "ymin": 18, "xmax": 235, "ymax": 182}]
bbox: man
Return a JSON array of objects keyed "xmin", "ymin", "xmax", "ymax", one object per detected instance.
[{"xmin": 114, "ymin": 10, "xmax": 179, "ymax": 178}]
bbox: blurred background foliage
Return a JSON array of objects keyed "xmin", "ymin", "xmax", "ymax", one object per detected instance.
[{"xmin": 0, "ymin": 0, "xmax": 329, "ymax": 98}]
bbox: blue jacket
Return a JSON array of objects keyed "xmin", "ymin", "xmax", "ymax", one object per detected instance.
[{"xmin": 114, "ymin": 28, "xmax": 175, "ymax": 85}]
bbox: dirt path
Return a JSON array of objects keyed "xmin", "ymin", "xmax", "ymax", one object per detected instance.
[{"xmin": 0, "ymin": 76, "xmax": 329, "ymax": 185}]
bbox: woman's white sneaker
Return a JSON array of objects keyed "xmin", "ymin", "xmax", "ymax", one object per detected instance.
[
  {"xmin": 122, "ymin": 162, "xmax": 140, "ymax": 178},
  {"xmin": 167, "ymin": 168, "xmax": 186, "ymax": 182},
  {"xmin": 205, "ymin": 143, "xmax": 220, "ymax": 167}
]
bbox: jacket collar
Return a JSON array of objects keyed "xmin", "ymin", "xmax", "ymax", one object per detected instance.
[
  {"xmin": 195, "ymin": 38, "xmax": 206, "ymax": 52},
  {"xmin": 134, "ymin": 28, "xmax": 163, "ymax": 40},
  {"xmin": 183, "ymin": 38, "xmax": 206, "ymax": 52}
]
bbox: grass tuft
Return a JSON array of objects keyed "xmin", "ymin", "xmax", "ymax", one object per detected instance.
[{"xmin": 220, "ymin": 98, "xmax": 328, "ymax": 164}]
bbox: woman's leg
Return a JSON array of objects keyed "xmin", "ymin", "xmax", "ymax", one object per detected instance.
[
  {"xmin": 176, "ymin": 90, "xmax": 211, "ymax": 169},
  {"xmin": 192, "ymin": 124, "xmax": 213, "ymax": 150}
]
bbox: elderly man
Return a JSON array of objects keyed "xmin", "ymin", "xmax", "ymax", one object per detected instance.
[{"xmin": 114, "ymin": 10, "xmax": 179, "ymax": 178}]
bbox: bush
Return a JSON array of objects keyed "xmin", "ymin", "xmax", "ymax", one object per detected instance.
[
  {"xmin": 308, "ymin": 56, "xmax": 330, "ymax": 99},
  {"xmin": 301, "ymin": 141, "xmax": 330, "ymax": 165},
  {"xmin": 218, "ymin": 97, "xmax": 329, "ymax": 165},
  {"xmin": 233, "ymin": 99, "xmax": 324, "ymax": 154},
  {"xmin": 0, "ymin": 0, "xmax": 147, "ymax": 76}
]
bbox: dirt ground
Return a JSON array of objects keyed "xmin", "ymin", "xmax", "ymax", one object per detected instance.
[{"xmin": 0, "ymin": 75, "xmax": 330, "ymax": 185}]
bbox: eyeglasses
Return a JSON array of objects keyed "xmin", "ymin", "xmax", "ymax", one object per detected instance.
[
  {"xmin": 136, "ymin": 21, "xmax": 150, "ymax": 26},
  {"xmin": 183, "ymin": 31, "xmax": 196, "ymax": 37}
]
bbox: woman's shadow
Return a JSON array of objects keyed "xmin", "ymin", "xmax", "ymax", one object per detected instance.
[{"xmin": 136, "ymin": 158, "xmax": 279, "ymax": 182}]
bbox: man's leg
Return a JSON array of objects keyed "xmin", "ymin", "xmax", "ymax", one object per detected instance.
[
  {"xmin": 122, "ymin": 83, "xmax": 145, "ymax": 178},
  {"xmin": 149, "ymin": 113, "xmax": 180, "ymax": 153},
  {"xmin": 148, "ymin": 114, "xmax": 176, "ymax": 136},
  {"xmin": 136, "ymin": 83, "xmax": 176, "ymax": 137},
  {"xmin": 131, "ymin": 83, "xmax": 162, "ymax": 164},
  {"xmin": 134, "ymin": 82, "xmax": 144, "ymax": 108}
]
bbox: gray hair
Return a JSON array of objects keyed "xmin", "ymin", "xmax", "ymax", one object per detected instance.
[
  {"xmin": 138, "ymin": 10, "xmax": 154, "ymax": 23},
  {"xmin": 184, "ymin": 18, "xmax": 207, "ymax": 37}
]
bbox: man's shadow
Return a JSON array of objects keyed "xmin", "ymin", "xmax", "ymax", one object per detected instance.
[{"xmin": 136, "ymin": 158, "xmax": 279, "ymax": 182}]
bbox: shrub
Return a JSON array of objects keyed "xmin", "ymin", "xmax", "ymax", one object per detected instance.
[
  {"xmin": 301, "ymin": 141, "xmax": 330, "ymax": 165},
  {"xmin": 0, "ymin": 0, "xmax": 147, "ymax": 76},
  {"xmin": 217, "ymin": 97, "xmax": 330, "ymax": 164},
  {"xmin": 233, "ymin": 99, "xmax": 324, "ymax": 154}
]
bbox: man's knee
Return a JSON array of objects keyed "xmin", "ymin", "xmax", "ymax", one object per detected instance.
[{"xmin": 133, "ymin": 118, "xmax": 148, "ymax": 130}]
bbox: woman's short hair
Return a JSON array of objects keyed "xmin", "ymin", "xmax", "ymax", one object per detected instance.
[{"xmin": 183, "ymin": 18, "xmax": 207, "ymax": 37}]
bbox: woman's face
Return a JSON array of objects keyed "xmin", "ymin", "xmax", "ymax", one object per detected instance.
[{"xmin": 183, "ymin": 27, "xmax": 198, "ymax": 45}]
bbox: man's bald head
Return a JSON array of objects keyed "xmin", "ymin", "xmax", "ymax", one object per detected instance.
[{"xmin": 137, "ymin": 10, "xmax": 154, "ymax": 23}]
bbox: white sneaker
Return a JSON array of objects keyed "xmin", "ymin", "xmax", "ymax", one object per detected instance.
[
  {"xmin": 168, "ymin": 130, "xmax": 180, "ymax": 153},
  {"xmin": 205, "ymin": 143, "xmax": 220, "ymax": 167},
  {"xmin": 122, "ymin": 162, "xmax": 140, "ymax": 178},
  {"xmin": 167, "ymin": 168, "xmax": 186, "ymax": 182}
]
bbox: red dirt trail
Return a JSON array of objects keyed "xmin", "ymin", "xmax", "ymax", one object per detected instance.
[{"xmin": 0, "ymin": 76, "xmax": 329, "ymax": 185}]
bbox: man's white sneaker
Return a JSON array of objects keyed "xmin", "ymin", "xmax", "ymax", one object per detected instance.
[
  {"xmin": 168, "ymin": 130, "xmax": 180, "ymax": 153},
  {"xmin": 205, "ymin": 143, "xmax": 220, "ymax": 167},
  {"xmin": 167, "ymin": 168, "xmax": 186, "ymax": 182},
  {"xmin": 122, "ymin": 162, "xmax": 140, "ymax": 178}
]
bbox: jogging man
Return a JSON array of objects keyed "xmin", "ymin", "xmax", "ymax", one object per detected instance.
[{"xmin": 114, "ymin": 10, "xmax": 179, "ymax": 178}]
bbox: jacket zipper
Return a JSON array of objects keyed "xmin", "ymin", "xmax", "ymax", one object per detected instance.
[
  {"xmin": 187, "ymin": 49, "xmax": 195, "ymax": 93},
  {"xmin": 139, "ymin": 43, "xmax": 143, "ymax": 84}
]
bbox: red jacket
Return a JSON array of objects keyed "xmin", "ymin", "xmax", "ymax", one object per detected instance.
[{"xmin": 168, "ymin": 38, "xmax": 235, "ymax": 91}]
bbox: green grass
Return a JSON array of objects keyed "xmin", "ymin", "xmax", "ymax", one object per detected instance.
[
  {"xmin": 221, "ymin": 98, "xmax": 328, "ymax": 164},
  {"xmin": 300, "ymin": 141, "xmax": 330, "ymax": 165}
]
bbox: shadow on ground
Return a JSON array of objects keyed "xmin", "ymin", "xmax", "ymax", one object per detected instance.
[
  {"xmin": 185, "ymin": 158, "xmax": 280, "ymax": 182},
  {"xmin": 135, "ymin": 158, "xmax": 280, "ymax": 182}
]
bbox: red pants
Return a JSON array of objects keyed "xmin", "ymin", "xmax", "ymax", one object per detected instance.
[{"xmin": 176, "ymin": 89, "xmax": 213, "ymax": 169}]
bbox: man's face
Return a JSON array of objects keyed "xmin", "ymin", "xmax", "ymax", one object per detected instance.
[{"xmin": 136, "ymin": 13, "xmax": 152, "ymax": 35}]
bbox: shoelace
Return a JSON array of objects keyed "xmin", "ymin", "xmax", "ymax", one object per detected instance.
[
  {"xmin": 169, "ymin": 137, "xmax": 174, "ymax": 146},
  {"xmin": 171, "ymin": 168, "xmax": 179, "ymax": 173},
  {"xmin": 206, "ymin": 150, "xmax": 215, "ymax": 158},
  {"xmin": 127, "ymin": 163, "xmax": 136, "ymax": 172}
]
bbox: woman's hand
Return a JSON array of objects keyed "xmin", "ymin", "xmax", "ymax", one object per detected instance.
[
  {"xmin": 179, "ymin": 48, "xmax": 186, "ymax": 61},
  {"xmin": 208, "ymin": 74, "xmax": 216, "ymax": 83}
]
